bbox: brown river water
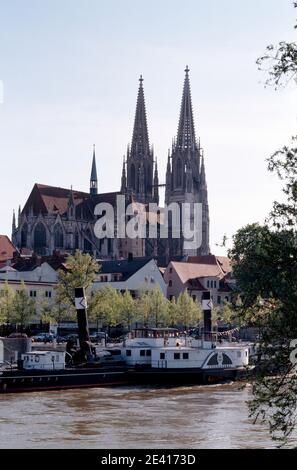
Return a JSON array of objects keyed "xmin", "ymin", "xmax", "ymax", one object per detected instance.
[{"xmin": 0, "ymin": 383, "xmax": 295, "ymax": 449}]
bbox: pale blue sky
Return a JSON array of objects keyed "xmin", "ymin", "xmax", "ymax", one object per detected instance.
[{"xmin": 0, "ymin": 0, "xmax": 296, "ymax": 255}]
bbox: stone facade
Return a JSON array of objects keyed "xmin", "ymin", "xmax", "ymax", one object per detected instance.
[{"xmin": 12, "ymin": 67, "xmax": 210, "ymax": 263}]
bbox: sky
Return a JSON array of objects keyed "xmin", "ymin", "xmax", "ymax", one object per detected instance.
[{"xmin": 0, "ymin": 0, "xmax": 296, "ymax": 255}]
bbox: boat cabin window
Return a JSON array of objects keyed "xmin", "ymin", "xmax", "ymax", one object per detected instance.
[
  {"xmin": 160, "ymin": 353, "xmax": 165, "ymax": 360},
  {"xmin": 183, "ymin": 353, "xmax": 189, "ymax": 360},
  {"xmin": 174, "ymin": 353, "xmax": 180, "ymax": 360},
  {"xmin": 126, "ymin": 350, "xmax": 131, "ymax": 356},
  {"xmin": 133, "ymin": 328, "xmax": 179, "ymax": 339},
  {"xmin": 106, "ymin": 349, "xmax": 122, "ymax": 356}
]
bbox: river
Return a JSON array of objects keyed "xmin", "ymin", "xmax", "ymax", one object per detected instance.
[{"xmin": 0, "ymin": 383, "xmax": 293, "ymax": 448}]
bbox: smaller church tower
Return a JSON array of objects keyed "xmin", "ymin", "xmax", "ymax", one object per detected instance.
[
  {"xmin": 153, "ymin": 159, "xmax": 159, "ymax": 205},
  {"xmin": 90, "ymin": 144, "xmax": 98, "ymax": 195},
  {"xmin": 121, "ymin": 155, "xmax": 127, "ymax": 193}
]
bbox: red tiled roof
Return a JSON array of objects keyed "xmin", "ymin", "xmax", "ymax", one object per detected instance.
[
  {"xmin": 0, "ymin": 235, "xmax": 17, "ymax": 262},
  {"xmin": 187, "ymin": 255, "xmax": 232, "ymax": 274},
  {"xmin": 22, "ymin": 183, "xmax": 120, "ymax": 220},
  {"xmin": 216, "ymin": 256, "xmax": 232, "ymax": 274},
  {"xmin": 171, "ymin": 261, "xmax": 224, "ymax": 284}
]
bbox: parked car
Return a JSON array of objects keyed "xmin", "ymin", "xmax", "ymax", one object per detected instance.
[
  {"xmin": 55, "ymin": 335, "xmax": 68, "ymax": 344},
  {"xmin": 31, "ymin": 333, "xmax": 55, "ymax": 343},
  {"xmin": 7, "ymin": 333, "xmax": 28, "ymax": 338},
  {"xmin": 63, "ymin": 333, "xmax": 79, "ymax": 342},
  {"xmin": 89, "ymin": 332, "xmax": 107, "ymax": 343}
]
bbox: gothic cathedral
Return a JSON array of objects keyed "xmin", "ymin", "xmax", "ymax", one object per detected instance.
[{"xmin": 12, "ymin": 67, "xmax": 210, "ymax": 264}]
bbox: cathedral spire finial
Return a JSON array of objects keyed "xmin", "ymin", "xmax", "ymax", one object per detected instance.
[
  {"xmin": 176, "ymin": 65, "xmax": 196, "ymax": 150},
  {"xmin": 131, "ymin": 75, "xmax": 150, "ymax": 159},
  {"xmin": 90, "ymin": 144, "xmax": 98, "ymax": 195}
]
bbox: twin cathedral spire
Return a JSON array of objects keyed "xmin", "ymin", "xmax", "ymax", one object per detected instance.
[{"xmin": 88, "ymin": 67, "xmax": 210, "ymax": 255}]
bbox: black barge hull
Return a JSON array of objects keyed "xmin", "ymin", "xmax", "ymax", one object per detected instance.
[
  {"xmin": 0, "ymin": 367, "xmax": 247, "ymax": 393},
  {"xmin": 127, "ymin": 367, "xmax": 247, "ymax": 385},
  {"xmin": 0, "ymin": 367, "xmax": 131, "ymax": 393}
]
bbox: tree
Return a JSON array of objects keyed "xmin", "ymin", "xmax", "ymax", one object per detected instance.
[
  {"xmin": 228, "ymin": 2, "xmax": 297, "ymax": 445},
  {"xmin": 88, "ymin": 286, "xmax": 121, "ymax": 330},
  {"xmin": 136, "ymin": 287, "xmax": 169, "ymax": 327},
  {"xmin": 168, "ymin": 297, "xmax": 179, "ymax": 327},
  {"xmin": 40, "ymin": 293, "xmax": 71, "ymax": 335},
  {"xmin": 12, "ymin": 282, "xmax": 36, "ymax": 332},
  {"xmin": 55, "ymin": 250, "xmax": 99, "ymax": 314},
  {"xmin": 0, "ymin": 281, "xmax": 15, "ymax": 325},
  {"xmin": 175, "ymin": 291, "xmax": 202, "ymax": 331},
  {"xmin": 118, "ymin": 290, "xmax": 136, "ymax": 331}
]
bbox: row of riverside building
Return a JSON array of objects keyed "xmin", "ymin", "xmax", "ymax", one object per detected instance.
[{"xmin": 0, "ymin": 235, "xmax": 235, "ymax": 325}]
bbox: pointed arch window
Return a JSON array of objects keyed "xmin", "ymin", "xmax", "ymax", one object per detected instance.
[
  {"xmin": 54, "ymin": 224, "xmax": 64, "ymax": 249},
  {"xmin": 84, "ymin": 230, "xmax": 93, "ymax": 254},
  {"xmin": 176, "ymin": 158, "xmax": 182, "ymax": 187},
  {"xmin": 75, "ymin": 231, "xmax": 79, "ymax": 250},
  {"xmin": 21, "ymin": 223, "xmax": 28, "ymax": 248},
  {"xmin": 34, "ymin": 223, "xmax": 46, "ymax": 255},
  {"xmin": 131, "ymin": 163, "xmax": 136, "ymax": 191},
  {"xmin": 146, "ymin": 164, "xmax": 152, "ymax": 194}
]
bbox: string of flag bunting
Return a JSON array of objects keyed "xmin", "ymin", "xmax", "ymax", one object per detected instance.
[{"xmin": 216, "ymin": 327, "xmax": 239, "ymax": 337}]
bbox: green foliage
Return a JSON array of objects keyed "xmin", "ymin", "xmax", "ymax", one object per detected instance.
[
  {"xmin": 175, "ymin": 291, "xmax": 202, "ymax": 330},
  {"xmin": 256, "ymin": 3, "xmax": 297, "ymax": 89},
  {"xmin": 55, "ymin": 250, "xmax": 99, "ymax": 313},
  {"xmin": 136, "ymin": 287, "xmax": 169, "ymax": 327},
  {"xmin": 12, "ymin": 281, "xmax": 36, "ymax": 331},
  {"xmin": 167, "ymin": 297, "xmax": 179, "ymax": 326},
  {"xmin": 88, "ymin": 286, "xmax": 122, "ymax": 327},
  {"xmin": 229, "ymin": 223, "xmax": 297, "ymax": 308},
  {"xmin": 229, "ymin": 4, "xmax": 297, "ymax": 443},
  {"xmin": 0, "ymin": 281, "xmax": 15, "ymax": 324},
  {"xmin": 118, "ymin": 290, "xmax": 137, "ymax": 329}
]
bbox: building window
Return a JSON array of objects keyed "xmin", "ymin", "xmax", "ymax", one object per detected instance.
[
  {"xmin": 214, "ymin": 281, "xmax": 217, "ymax": 288},
  {"xmin": 45, "ymin": 291, "xmax": 52, "ymax": 298},
  {"xmin": 210, "ymin": 280, "xmax": 213, "ymax": 288},
  {"xmin": 54, "ymin": 224, "xmax": 64, "ymax": 249},
  {"xmin": 176, "ymin": 158, "xmax": 182, "ymax": 187},
  {"xmin": 169, "ymin": 267, "xmax": 173, "ymax": 274},
  {"xmin": 34, "ymin": 223, "xmax": 46, "ymax": 255},
  {"xmin": 146, "ymin": 350, "xmax": 151, "ymax": 357},
  {"xmin": 131, "ymin": 163, "xmax": 136, "ymax": 191},
  {"xmin": 174, "ymin": 353, "xmax": 180, "ymax": 360},
  {"xmin": 75, "ymin": 231, "xmax": 79, "ymax": 250},
  {"xmin": 126, "ymin": 350, "xmax": 131, "ymax": 357},
  {"xmin": 140, "ymin": 350, "xmax": 145, "ymax": 357},
  {"xmin": 21, "ymin": 223, "xmax": 28, "ymax": 248},
  {"xmin": 160, "ymin": 352, "xmax": 165, "ymax": 360},
  {"xmin": 183, "ymin": 353, "xmax": 189, "ymax": 360},
  {"xmin": 207, "ymin": 280, "xmax": 209, "ymax": 288},
  {"xmin": 84, "ymin": 237, "xmax": 92, "ymax": 253},
  {"xmin": 225, "ymin": 296, "xmax": 229, "ymax": 302},
  {"xmin": 217, "ymin": 295, "xmax": 221, "ymax": 305},
  {"xmin": 30, "ymin": 291, "xmax": 37, "ymax": 298},
  {"xmin": 192, "ymin": 295, "xmax": 196, "ymax": 301}
]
